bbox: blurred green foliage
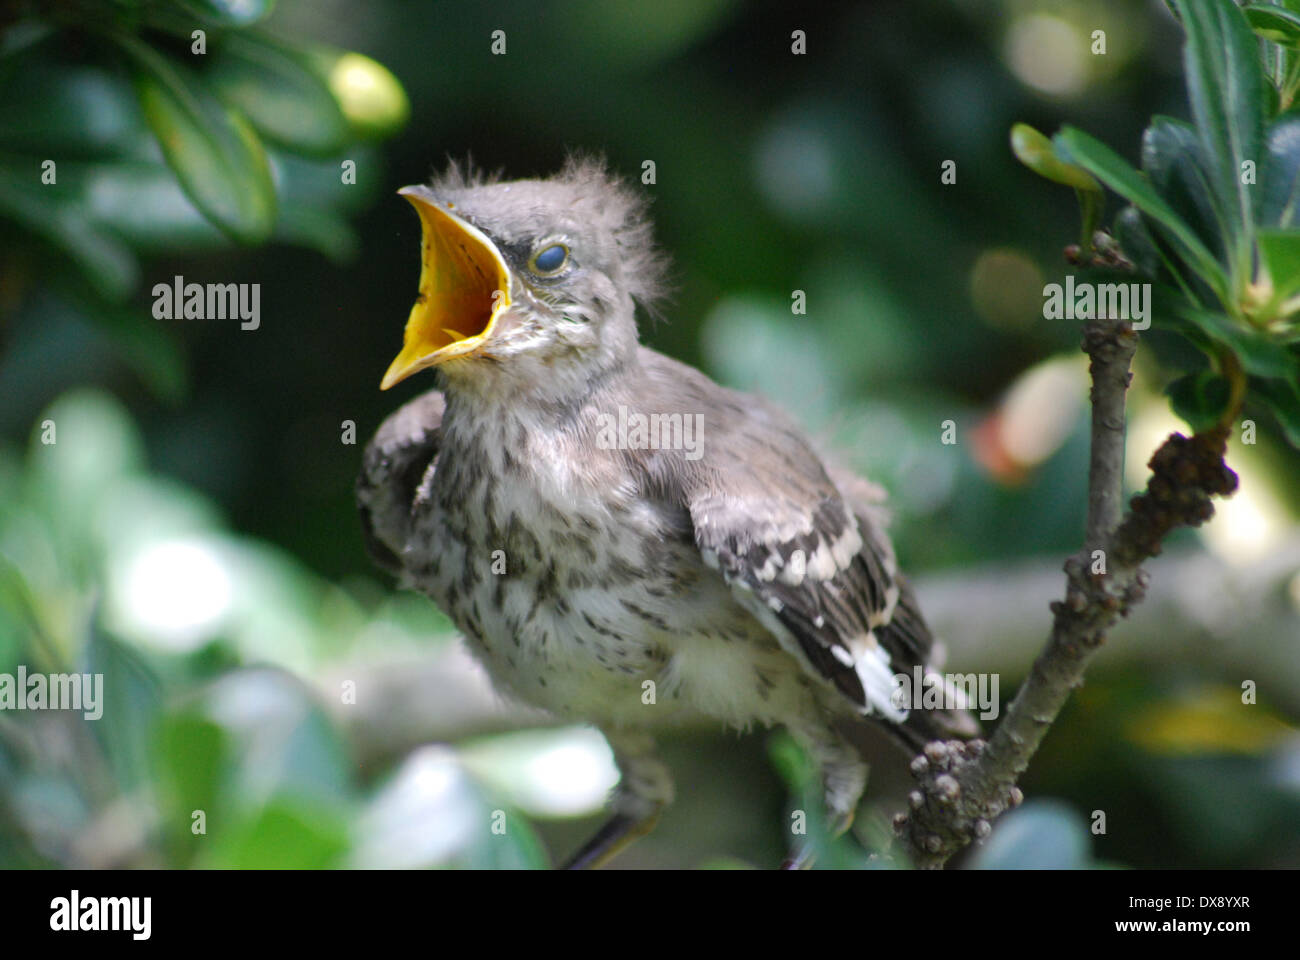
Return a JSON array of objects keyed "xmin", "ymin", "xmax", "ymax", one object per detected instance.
[
  {"xmin": 1, "ymin": 0, "xmax": 1298, "ymax": 869},
  {"xmin": 1016, "ymin": 0, "xmax": 1300, "ymax": 441},
  {"xmin": 0, "ymin": 0, "xmax": 406, "ymax": 410},
  {"xmin": 1, "ymin": 389, "xmax": 551, "ymax": 867}
]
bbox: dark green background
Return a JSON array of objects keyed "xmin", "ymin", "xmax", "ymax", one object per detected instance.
[{"xmin": 1, "ymin": 0, "xmax": 1297, "ymax": 869}]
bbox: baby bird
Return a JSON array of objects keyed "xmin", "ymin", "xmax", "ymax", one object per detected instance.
[{"xmin": 358, "ymin": 157, "xmax": 976, "ymax": 868}]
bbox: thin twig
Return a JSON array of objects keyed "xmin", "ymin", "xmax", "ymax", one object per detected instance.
[
  {"xmin": 894, "ymin": 315, "xmax": 1239, "ymax": 868},
  {"xmin": 1084, "ymin": 319, "xmax": 1138, "ymax": 551}
]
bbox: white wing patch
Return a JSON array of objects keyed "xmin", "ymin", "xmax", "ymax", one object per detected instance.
[
  {"xmin": 850, "ymin": 637, "xmax": 909, "ymax": 723},
  {"xmin": 691, "ymin": 488, "xmax": 918, "ymax": 718},
  {"xmin": 729, "ymin": 578, "xmax": 908, "ymax": 722}
]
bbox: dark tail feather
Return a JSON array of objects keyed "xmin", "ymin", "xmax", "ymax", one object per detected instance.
[
  {"xmin": 835, "ymin": 700, "xmax": 981, "ymax": 759},
  {"xmin": 870, "ymin": 578, "xmax": 982, "ymax": 755},
  {"xmin": 890, "ymin": 703, "xmax": 982, "ymax": 755}
]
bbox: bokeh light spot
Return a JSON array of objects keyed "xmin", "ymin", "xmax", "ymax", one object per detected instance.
[
  {"xmin": 113, "ymin": 538, "xmax": 233, "ymax": 652},
  {"xmin": 1005, "ymin": 14, "xmax": 1088, "ymax": 96},
  {"xmin": 970, "ymin": 248, "xmax": 1045, "ymax": 330}
]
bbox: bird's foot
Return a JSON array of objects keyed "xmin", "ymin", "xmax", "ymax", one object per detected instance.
[
  {"xmin": 780, "ymin": 807, "xmax": 855, "ymax": 870},
  {"xmin": 562, "ymin": 807, "xmax": 662, "ymax": 870}
]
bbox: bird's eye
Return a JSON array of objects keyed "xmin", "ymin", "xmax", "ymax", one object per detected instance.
[{"xmin": 529, "ymin": 242, "xmax": 569, "ymax": 276}]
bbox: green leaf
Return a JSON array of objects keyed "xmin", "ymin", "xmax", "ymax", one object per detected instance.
[
  {"xmin": 1010, "ymin": 123, "xmax": 1102, "ymax": 192},
  {"xmin": 75, "ymin": 154, "xmax": 366, "ymax": 261},
  {"xmin": 0, "ymin": 166, "xmax": 139, "ymax": 299},
  {"xmin": 201, "ymin": 670, "xmax": 351, "ymax": 805},
  {"xmin": 0, "ymin": 20, "xmax": 55, "ymax": 64},
  {"xmin": 1177, "ymin": 0, "xmax": 1268, "ymax": 278},
  {"xmin": 969, "ymin": 802, "xmax": 1093, "ymax": 869},
  {"xmin": 767, "ymin": 732, "xmax": 871, "ymax": 869},
  {"xmin": 115, "ymin": 34, "xmax": 275, "ymax": 244},
  {"xmin": 1180, "ymin": 305, "xmax": 1300, "ymax": 377},
  {"xmin": 0, "ymin": 63, "xmax": 143, "ymax": 159},
  {"xmin": 85, "ymin": 297, "xmax": 190, "ymax": 404},
  {"xmin": 273, "ymin": 203, "xmax": 358, "ymax": 262},
  {"xmin": 1056, "ymin": 126, "xmax": 1228, "ymax": 301},
  {"xmin": 458, "ymin": 799, "xmax": 549, "ymax": 869},
  {"xmin": 1113, "ymin": 205, "xmax": 1160, "ymax": 278},
  {"xmin": 1244, "ymin": 5, "xmax": 1300, "ymax": 48},
  {"xmin": 264, "ymin": 147, "xmax": 373, "ymax": 262},
  {"xmin": 1254, "ymin": 376, "xmax": 1300, "ymax": 445},
  {"xmin": 1264, "ymin": 69, "xmax": 1282, "ymax": 119},
  {"xmin": 84, "ymin": 629, "xmax": 162, "ymax": 792},
  {"xmin": 302, "ymin": 48, "xmax": 409, "ymax": 141},
  {"xmin": 29, "ymin": 389, "xmax": 147, "ymax": 512},
  {"xmin": 208, "ymin": 798, "xmax": 348, "ymax": 868},
  {"xmin": 273, "ymin": 147, "xmax": 378, "ymax": 213},
  {"xmin": 31, "ymin": 282, "xmax": 190, "ymax": 403},
  {"xmin": 1257, "ymin": 228, "xmax": 1300, "ymax": 299},
  {"xmin": 1166, "ymin": 370, "xmax": 1232, "ymax": 431},
  {"xmin": 156, "ymin": 712, "xmax": 227, "ymax": 818},
  {"xmin": 154, "ymin": 710, "xmax": 228, "ymax": 861},
  {"xmin": 75, "ymin": 160, "xmax": 227, "ymax": 251},
  {"xmin": 1011, "ymin": 122, "xmax": 1104, "ymax": 251},
  {"xmin": 1259, "ymin": 110, "xmax": 1300, "ymax": 227},
  {"xmin": 207, "ymin": 32, "xmax": 349, "ymax": 156},
  {"xmin": 1141, "ymin": 116, "xmax": 1225, "ymax": 258},
  {"xmin": 175, "ymin": 0, "xmax": 276, "ymax": 27}
]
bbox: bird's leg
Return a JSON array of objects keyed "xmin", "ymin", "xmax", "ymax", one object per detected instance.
[
  {"xmin": 563, "ymin": 731, "xmax": 673, "ymax": 870},
  {"xmin": 562, "ymin": 809, "xmax": 662, "ymax": 870},
  {"xmin": 781, "ymin": 722, "xmax": 869, "ymax": 870}
]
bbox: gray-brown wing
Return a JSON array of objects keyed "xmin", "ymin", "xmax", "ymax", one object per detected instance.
[
  {"xmin": 635, "ymin": 352, "xmax": 925, "ymax": 720},
  {"xmin": 357, "ymin": 389, "xmax": 445, "ymax": 576}
]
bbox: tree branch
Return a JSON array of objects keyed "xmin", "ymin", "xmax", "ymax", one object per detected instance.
[
  {"xmin": 894, "ymin": 316, "xmax": 1239, "ymax": 868},
  {"xmin": 1083, "ymin": 320, "xmax": 1135, "ymax": 552}
]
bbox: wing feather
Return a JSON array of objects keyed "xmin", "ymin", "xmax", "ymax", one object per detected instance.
[
  {"xmin": 357, "ymin": 389, "xmax": 445, "ymax": 574},
  {"xmin": 684, "ymin": 447, "xmax": 930, "ymax": 720}
]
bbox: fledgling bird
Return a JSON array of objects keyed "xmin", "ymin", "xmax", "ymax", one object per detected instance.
[{"xmin": 358, "ymin": 156, "xmax": 977, "ymax": 868}]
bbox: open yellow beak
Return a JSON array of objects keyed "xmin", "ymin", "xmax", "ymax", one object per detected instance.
[{"xmin": 380, "ymin": 186, "xmax": 513, "ymax": 389}]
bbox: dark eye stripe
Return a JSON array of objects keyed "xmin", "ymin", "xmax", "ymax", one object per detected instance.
[{"xmin": 531, "ymin": 243, "xmax": 568, "ymax": 275}]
